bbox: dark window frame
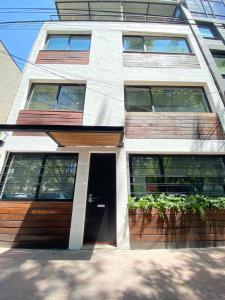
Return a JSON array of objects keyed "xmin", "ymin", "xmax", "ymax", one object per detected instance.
[
  {"xmin": 26, "ymin": 83, "xmax": 86, "ymax": 112},
  {"xmin": 197, "ymin": 23, "xmax": 220, "ymax": 39},
  {"xmin": 44, "ymin": 34, "xmax": 91, "ymax": 51},
  {"xmin": 0, "ymin": 152, "xmax": 79, "ymax": 202},
  {"xmin": 212, "ymin": 51, "xmax": 225, "ymax": 75},
  {"xmin": 123, "ymin": 35, "xmax": 193, "ymax": 54},
  {"xmin": 129, "ymin": 154, "xmax": 225, "ymax": 196},
  {"xmin": 188, "ymin": 0, "xmax": 225, "ymax": 19},
  {"xmin": 124, "ymin": 86, "xmax": 211, "ymax": 113}
]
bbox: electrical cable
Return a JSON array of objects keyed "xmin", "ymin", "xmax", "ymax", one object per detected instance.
[{"xmin": 0, "ymin": 48, "xmax": 224, "ymax": 119}]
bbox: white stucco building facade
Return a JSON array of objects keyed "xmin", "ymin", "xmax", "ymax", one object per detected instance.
[{"xmin": 0, "ymin": 0, "xmax": 224, "ymax": 249}]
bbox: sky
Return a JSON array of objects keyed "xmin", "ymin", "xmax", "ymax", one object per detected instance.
[{"xmin": 0, "ymin": 0, "xmax": 57, "ymax": 70}]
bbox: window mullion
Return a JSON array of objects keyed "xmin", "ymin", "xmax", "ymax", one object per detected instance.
[
  {"xmin": 149, "ymin": 88, "xmax": 154, "ymax": 112},
  {"xmin": 158, "ymin": 157, "xmax": 165, "ymax": 192},
  {"xmin": 0, "ymin": 154, "xmax": 13, "ymax": 198},
  {"xmin": 55, "ymin": 85, "xmax": 61, "ymax": 110},
  {"xmin": 26, "ymin": 85, "xmax": 35, "ymax": 109},
  {"xmin": 35, "ymin": 156, "xmax": 47, "ymax": 200},
  {"xmin": 68, "ymin": 35, "xmax": 71, "ymax": 50},
  {"xmin": 143, "ymin": 36, "xmax": 146, "ymax": 52}
]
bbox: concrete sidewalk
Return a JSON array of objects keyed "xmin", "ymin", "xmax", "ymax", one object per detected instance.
[{"xmin": 0, "ymin": 247, "xmax": 224, "ymax": 300}]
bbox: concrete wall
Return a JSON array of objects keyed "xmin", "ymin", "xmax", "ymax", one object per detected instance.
[{"xmin": 2, "ymin": 20, "xmax": 225, "ymax": 249}]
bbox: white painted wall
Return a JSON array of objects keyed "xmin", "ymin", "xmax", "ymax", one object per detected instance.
[{"xmin": 2, "ymin": 20, "xmax": 225, "ymax": 249}]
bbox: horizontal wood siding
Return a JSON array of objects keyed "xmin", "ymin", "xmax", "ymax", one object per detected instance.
[
  {"xmin": 0, "ymin": 201, "xmax": 73, "ymax": 248},
  {"xmin": 36, "ymin": 50, "xmax": 89, "ymax": 64},
  {"xmin": 49, "ymin": 131, "xmax": 122, "ymax": 147},
  {"xmin": 125, "ymin": 112, "xmax": 225, "ymax": 140},
  {"xmin": 123, "ymin": 53, "xmax": 200, "ymax": 68},
  {"xmin": 129, "ymin": 209, "xmax": 225, "ymax": 249},
  {"xmin": 17, "ymin": 110, "xmax": 83, "ymax": 126}
]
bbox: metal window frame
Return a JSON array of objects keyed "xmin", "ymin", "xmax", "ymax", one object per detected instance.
[
  {"xmin": 124, "ymin": 86, "xmax": 211, "ymax": 113},
  {"xmin": 123, "ymin": 35, "xmax": 192, "ymax": 54},
  {"xmin": 123, "ymin": 35, "xmax": 145, "ymax": 52},
  {"xmin": 26, "ymin": 83, "xmax": 86, "ymax": 112},
  {"xmin": 124, "ymin": 86, "xmax": 152, "ymax": 112},
  {"xmin": 44, "ymin": 34, "xmax": 91, "ymax": 51},
  {"xmin": 57, "ymin": 84, "xmax": 86, "ymax": 112},
  {"xmin": 197, "ymin": 22, "xmax": 220, "ymax": 39},
  {"xmin": 0, "ymin": 153, "xmax": 79, "ymax": 202},
  {"xmin": 188, "ymin": 0, "xmax": 225, "ymax": 19},
  {"xmin": 129, "ymin": 154, "xmax": 225, "ymax": 196},
  {"xmin": 45, "ymin": 34, "xmax": 70, "ymax": 51},
  {"xmin": 212, "ymin": 51, "xmax": 225, "ymax": 75}
]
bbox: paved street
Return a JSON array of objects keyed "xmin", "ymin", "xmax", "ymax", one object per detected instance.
[{"xmin": 0, "ymin": 247, "xmax": 224, "ymax": 300}]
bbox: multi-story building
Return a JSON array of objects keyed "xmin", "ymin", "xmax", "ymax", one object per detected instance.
[
  {"xmin": 182, "ymin": 0, "xmax": 225, "ymax": 105},
  {"xmin": 0, "ymin": 41, "xmax": 21, "ymax": 149},
  {"xmin": 0, "ymin": 0, "xmax": 224, "ymax": 249}
]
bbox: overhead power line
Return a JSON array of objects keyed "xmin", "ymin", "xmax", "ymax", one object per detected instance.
[
  {"xmin": 0, "ymin": 49, "xmax": 224, "ymax": 142},
  {"xmin": 0, "ymin": 52, "xmax": 223, "ymax": 136},
  {"xmin": 0, "ymin": 48, "xmax": 224, "ymax": 110}
]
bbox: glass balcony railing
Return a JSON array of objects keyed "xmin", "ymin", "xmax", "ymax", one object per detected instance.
[{"xmin": 54, "ymin": 0, "xmax": 185, "ymax": 23}]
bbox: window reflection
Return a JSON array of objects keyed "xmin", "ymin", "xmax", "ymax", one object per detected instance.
[{"xmin": 130, "ymin": 155, "xmax": 225, "ymax": 196}]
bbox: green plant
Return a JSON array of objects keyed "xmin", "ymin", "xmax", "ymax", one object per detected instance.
[
  {"xmin": 128, "ymin": 193, "xmax": 225, "ymax": 220},
  {"xmin": 128, "ymin": 196, "xmax": 138, "ymax": 209}
]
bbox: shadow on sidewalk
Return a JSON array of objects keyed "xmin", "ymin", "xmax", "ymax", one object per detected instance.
[{"xmin": 0, "ymin": 247, "xmax": 224, "ymax": 300}]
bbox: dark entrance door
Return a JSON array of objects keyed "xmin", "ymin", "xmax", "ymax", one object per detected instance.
[{"xmin": 83, "ymin": 153, "xmax": 116, "ymax": 244}]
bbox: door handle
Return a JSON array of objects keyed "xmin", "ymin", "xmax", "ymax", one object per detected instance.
[
  {"xmin": 88, "ymin": 194, "xmax": 94, "ymax": 203},
  {"xmin": 97, "ymin": 204, "xmax": 105, "ymax": 208}
]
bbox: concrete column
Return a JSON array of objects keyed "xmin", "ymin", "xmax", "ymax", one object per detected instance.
[
  {"xmin": 116, "ymin": 148, "xmax": 130, "ymax": 249},
  {"xmin": 69, "ymin": 150, "xmax": 90, "ymax": 250}
]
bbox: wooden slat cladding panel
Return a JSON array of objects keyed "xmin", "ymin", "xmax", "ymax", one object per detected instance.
[
  {"xmin": 36, "ymin": 50, "xmax": 89, "ymax": 64},
  {"xmin": 17, "ymin": 110, "xmax": 83, "ymax": 126},
  {"xmin": 0, "ymin": 201, "xmax": 73, "ymax": 248},
  {"xmin": 125, "ymin": 112, "xmax": 225, "ymax": 140},
  {"xmin": 123, "ymin": 53, "xmax": 200, "ymax": 68},
  {"xmin": 49, "ymin": 131, "xmax": 122, "ymax": 146},
  {"xmin": 129, "ymin": 209, "xmax": 225, "ymax": 249}
]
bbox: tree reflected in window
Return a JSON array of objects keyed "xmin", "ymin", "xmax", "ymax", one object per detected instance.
[{"xmin": 0, "ymin": 154, "xmax": 78, "ymax": 201}]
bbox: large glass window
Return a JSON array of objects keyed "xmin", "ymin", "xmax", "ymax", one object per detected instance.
[
  {"xmin": 197, "ymin": 24, "xmax": 218, "ymax": 38},
  {"xmin": 45, "ymin": 35, "xmax": 69, "ymax": 50},
  {"xmin": 123, "ymin": 36, "xmax": 191, "ymax": 54},
  {"xmin": 123, "ymin": 36, "xmax": 144, "ymax": 52},
  {"xmin": 70, "ymin": 36, "xmax": 91, "ymax": 50},
  {"xmin": 125, "ymin": 87, "xmax": 151, "ymax": 112},
  {"xmin": 125, "ymin": 87, "xmax": 210, "ymax": 112},
  {"xmin": 129, "ymin": 155, "xmax": 225, "ymax": 196},
  {"xmin": 212, "ymin": 53, "xmax": 225, "ymax": 75},
  {"xmin": 45, "ymin": 35, "xmax": 91, "ymax": 51},
  {"xmin": 26, "ymin": 84, "xmax": 86, "ymax": 111},
  {"xmin": 186, "ymin": 0, "xmax": 225, "ymax": 20},
  {"xmin": 0, "ymin": 154, "xmax": 78, "ymax": 201}
]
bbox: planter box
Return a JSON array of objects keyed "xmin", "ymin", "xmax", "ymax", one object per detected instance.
[{"xmin": 129, "ymin": 209, "xmax": 225, "ymax": 249}]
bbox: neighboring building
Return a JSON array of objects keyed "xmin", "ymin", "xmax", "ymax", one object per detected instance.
[
  {"xmin": 181, "ymin": 0, "xmax": 225, "ymax": 109},
  {"xmin": 0, "ymin": 0, "xmax": 224, "ymax": 249},
  {"xmin": 0, "ymin": 41, "xmax": 21, "ymax": 156},
  {"xmin": 0, "ymin": 41, "xmax": 21, "ymax": 124},
  {"xmin": 183, "ymin": 0, "xmax": 225, "ymax": 20}
]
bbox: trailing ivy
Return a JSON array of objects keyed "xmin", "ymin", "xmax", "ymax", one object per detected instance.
[{"xmin": 128, "ymin": 194, "xmax": 225, "ymax": 219}]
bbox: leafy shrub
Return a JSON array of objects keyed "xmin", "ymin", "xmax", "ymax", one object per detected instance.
[{"xmin": 128, "ymin": 193, "xmax": 225, "ymax": 219}]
